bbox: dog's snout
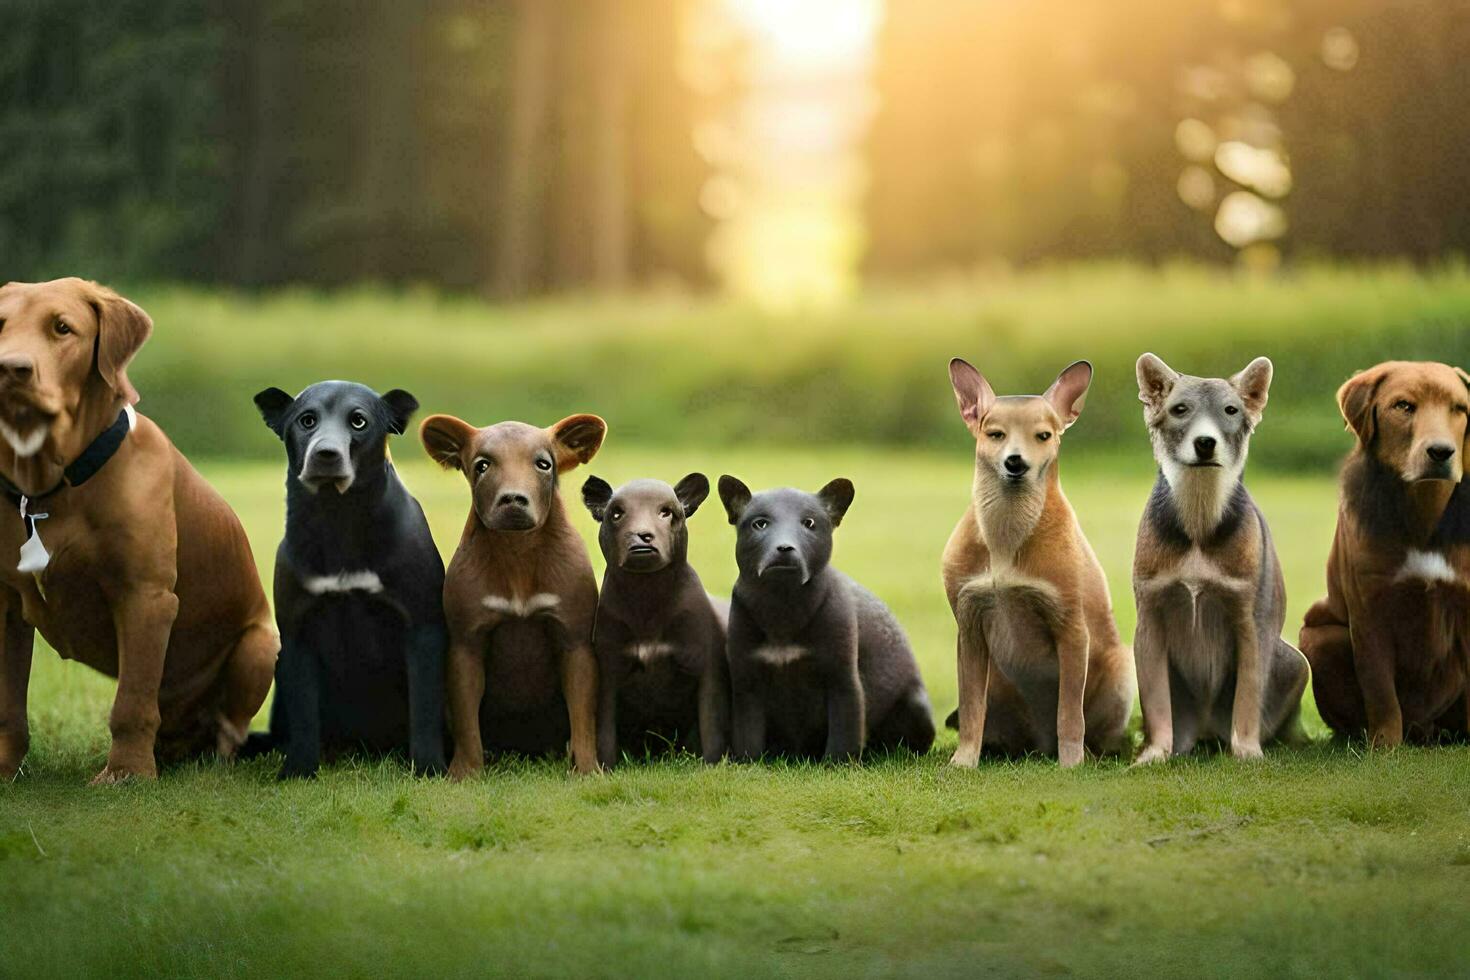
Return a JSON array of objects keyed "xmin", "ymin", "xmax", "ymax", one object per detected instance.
[
  {"xmin": 1427, "ymin": 443, "xmax": 1456, "ymax": 464},
  {"xmin": 496, "ymin": 491, "xmax": 530, "ymax": 509},
  {"xmin": 636, "ymin": 530, "xmax": 655, "ymax": 543},
  {"xmin": 1193, "ymin": 435, "xmax": 1216, "ymax": 459},
  {"xmin": 776, "ymin": 543, "xmax": 796, "ymax": 553},
  {"xmin": 1003, "ymin": 454, "xmax": 1029, "ymax": 476},
  {"xmin": 311, "ymin": 446, "xmax": 342, "ymax": 463},
  {"xmin": 0, "ymin": 354, "xmax": 35, "ymax": 385}
]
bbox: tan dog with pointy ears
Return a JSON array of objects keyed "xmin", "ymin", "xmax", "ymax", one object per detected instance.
[
  {"xmin": 942, "ymin": 359, "xmax": 1134, "ymax": 767},
  {"xmin": 0, "ymin": 279, "xmax": 277, "ymax": 783},
  {"xmin": 1301, "ymin": 361, "xmax": 1470, "ymax": 746},
  {"xmin": 421, "ymin": 411, "xmax": 606, "ymax": 777}
]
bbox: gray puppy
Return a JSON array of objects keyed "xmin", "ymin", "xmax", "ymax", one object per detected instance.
[
  {"xmin": 1131, "ymin": 353, "xmax": 1309, "ymax": 764},
  {"xmin": 581, "ymin": 473, "xmax": 730, "ymax": 766},
  {"xmin": 718, "ymin": 476, "xmax": 935, "ymax": 761}
]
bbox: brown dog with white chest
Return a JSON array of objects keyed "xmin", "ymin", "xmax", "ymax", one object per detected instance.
[
  {"xmin": 1301, "ymin": 361, "xmax": 1470, "ymax": 746},
  {"xmin": 0, "ymin": 278, "xmax": 277, "ymax": 783},
  {"xmin": 421, "ymin": 412, "xmax": 606, "ymax": 777},
  {"xmin": 942, "ymin": 358, "xmax": 1134, "ymax": 767}
]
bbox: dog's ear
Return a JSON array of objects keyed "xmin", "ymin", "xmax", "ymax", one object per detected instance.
[
  {"xmin": 949, "ymin": 358, "xmax": 995, "ymax": 427},
  {"xmin": 1136, "ymin": 353, "xmax": 1178, "ymax": 411},
  {"xmin": 581, "ymin": 475, "xmax": 613, "ymax": 522},
  {"xmin": 718, "ymin": 475, "xmax": 751, "ymax": 525},
  {"xmin": 1455, "ymin": 366, "xmax": 1470, "ymax": 394},
  {"xmin": 253, "ymin": 387, "xmax": 295, "ymax": 438},
  {"xmin": 1229, "ymin": 357, "xmax": 1273, "ymax": 425},
  {"xmin": 674, "ymin": 472, "xmax": 710, "ymax": 517},
  {"xmin": 86, "ymin": 282, "xmax": 152, "ymax": 406},
  {"xmin": 420, "ymin": 414, "xmax": 478, "ymax": 471},
  {"xmin": 380, "ymin": 389, "xmax": 419, "ymax": 435},
  {"xmin": 550, "ymin": 414, "xmax": 606, "ymax": 472},
  {"xmin": 1043, "ymin": 360, "xmax": 1092, "ymax": 430},
  {"xmin": 817, "ymin": 478, "xmax": 855, "ymax": 527},
  {"xmin": 1337, "ymin": 368, "xmax": 1384, "ymax": 444}
]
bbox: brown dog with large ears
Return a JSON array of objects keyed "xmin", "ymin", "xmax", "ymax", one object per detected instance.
[
  {"xmin": 0, "ymin": 279, "xmax": 277, "ymax": 783},
  {"xmin": 1301, "ymin": 361, "xmax": 1470, "ymax": 746},
  {"xmin": 420, "ymin": 412, "xmax": 606, "ymax": 777},
  {"xmin": 941, "ymin": 358, "xmax": 1134, "ymax": 767}
]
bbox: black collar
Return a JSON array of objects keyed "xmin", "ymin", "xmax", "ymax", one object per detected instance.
[{"xmin": 0, "ymin": 409, "xmax": 132, "ymax": 504}]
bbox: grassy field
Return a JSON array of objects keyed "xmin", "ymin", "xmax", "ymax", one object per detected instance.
[{"xmin": 3, "ymin": 447, "xmax": 1468, "ymax": 978}]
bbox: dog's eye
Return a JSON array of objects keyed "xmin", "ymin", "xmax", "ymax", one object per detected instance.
[
  {"xmin": 986, "ymin": 431, "xmax": 1004, "ymax": 441},
  {"xmin": 1394, "ymin": 400, "xmax": 1415, "ymax": 414},
  {"xmin": 299, "ymin": 413, "xmax": 317, "ymax": 430},
  {"xmin": 802, "ymin": 517, "xmax": 816, "ymax": 529},
  {"xmin": 535, "ymin": 458, "xmax": 553, "ymax": 472},
  {"xmin": 54, "ymin": 319, "xmax": 71, "ymax": 336},
  {"xmin": 349, "ymin": 411, "xmax": 368, "ymax": 430},
  {"xmin": 474, "ymin": 458, "xmax": 490, "ymax": 475},
  {"xmin": 1224, "ymin": 405, "xmax": 1239, "ymax": 416},
  {"xmin": 1036, "ymin": 431, "xmax": 1052, "ymax": 442},
  {"xmin": 752, "ymin": 518, "xmax": 769, "ymax": 531},
  {"xmin": 609, "ymin": 508, "xmax": 623, "ymax": 522},
  {"xmin": 1170, "ymin": 403, "xmax": 1189, "ymax": 416},
  {"xmin": 659, "ymin": 507, "xmax": 674, "ymax": 520}
]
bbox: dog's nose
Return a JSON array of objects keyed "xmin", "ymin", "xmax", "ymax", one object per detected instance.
[
  {"xmin": 496, "ymin": 492, "xmax": 529, "ymax": 509},
  {"xmin": 0, "ymin": 355, "xmax": 35, "ymax": 385},
  {"xmin": 776, "ymin": 543, "xmax": 796, "ymax": 553},
  {"xmin": 636, "ymin": 531, "xmax": 654, "ymax": 543},
  {"xmin": 1427, "ymin": 443, "xmax": 1456, "ymax": 463},
  {"xmin": 311, "ymin": 447, "xmax": 342, "ymax": 463},
  {"xmin": 1003, "ymin": 454, "xmax": 1028, "ymax": 475},
  {"xmin": 1194, "ymin": 435, "xmax": 1216, "ymax": 459}
]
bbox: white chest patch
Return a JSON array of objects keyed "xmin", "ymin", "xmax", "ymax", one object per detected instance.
[
  {"xmin": 303, "ymin": 570, "xmax": 384, "ymax": 595},
  {"xmin": 1142, "ymin": 549, "xmax": 1252, "ymax": 598},
  {"xmin": 754, "ymin": 644, "xmax": 807, "ymax": 666},
  {"xmin": 483, "ymin": 592, "xmax": 560, "ymax": 617},
  {"xmin": 965, "ymin": 567, "xmax": 1062, "ymax": 602},
  {"xmin": 1395, "ymin": 549, "xmax": 1459, "ymax": 586},
  {"xmin": 628, "ymin": 641, "xmax": 676, "ymax": 664}
]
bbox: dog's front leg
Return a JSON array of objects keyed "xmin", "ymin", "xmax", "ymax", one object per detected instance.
[
  {"xmin": 593, "ymin": 631, "xmax": 622, "ymax": 769},
  {"xmin": 560, "ymin": 643, "xmax": 600, "ymax": 774},
  {"xmin": 0, "ymin": 596, "xmax": 35, "ymax": 779},
  {"xmin": 727, "ymin": 612, "xmax": 766, "ymax": 761},
  {"xmin": 1229, "ymin": 603, "xmax": 1265, "ymax": 760},
  {"xmin": 276, "ymin": 637, "xmax": 322, "ymax": 779},
  {"xmin": 950, "ymin": 630, "xmax": 992, "ymax": 768},
  {"xmin": 1132, "ymin": 605, "xmax": 1173, "ymax": 766},
  {"xmin": 405, "ymin": 623, "xmax": 448, "ymax": 776},
  {"xmin": 445, "ymin": 636, "xmax": 487, "ymax": 781},
  {"xmin": 1055, "ymin": 618, "xmax": 1090, "ymax": 768},
  {"xmin": 822, "ymin": 654, "xmax": 865, "ymax": 763},
  {"xmin": 96, "ymin": 586, "xmax": 179, "ymax": 784},
  {"xmin": 697, "ymin": 634, "xmax": 731, "ymax": 763},
  {"xmin": 1349, "ymin": 612, "xmax": 1403, "ymax": 749}
]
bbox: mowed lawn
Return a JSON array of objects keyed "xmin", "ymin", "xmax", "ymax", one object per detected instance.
[{"xmin": 3, "ymin": 447, "xmax": 1468, "ymax": 978}]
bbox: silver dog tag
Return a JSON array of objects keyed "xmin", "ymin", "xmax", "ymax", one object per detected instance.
[{"xmin": 16, "ymin": 496, "xmax": 49, "ymax": 574}]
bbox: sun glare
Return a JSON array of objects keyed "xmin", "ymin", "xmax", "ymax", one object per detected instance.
[{"xmin": 709, "ymin": 0, "xmax": 884, "ymax": 309}]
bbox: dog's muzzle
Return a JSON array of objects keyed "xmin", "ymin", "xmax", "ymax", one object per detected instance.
[{"xmin": 299, "ymin": 444, "xmax": 354, "ymax": 494}]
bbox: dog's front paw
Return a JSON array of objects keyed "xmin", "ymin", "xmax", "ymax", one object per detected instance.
[
  {"xmin": 948, "ymin": 746, "xmax": 980, "ymax": 768},
  {"xmin": 1131, "ymin": 743, "xmax": 1171, "ymax": 767},
  {"xmin": 447, "ymin": 755, "xmax": 483, "ymax": 782},
  {"xmin": 1057, "ymin": 741, "xmax": 1085, "ymax": 769},
  {"xmin": 1368, "ymin": 723, "xmax": 1403, "ymax": 750},
  {"xmin": 1230, "ymin": 738, "xmax": 1264, "ymax": 761},
  {"xmin": 90, "ymin": 761, "xmax": 157, "ymax": 786},
  {"xmin": 276, "ymin": 761, "xmax": 319, "ymax": 781}
]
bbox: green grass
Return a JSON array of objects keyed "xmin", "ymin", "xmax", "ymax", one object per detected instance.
[
  {"xmin": 3, "ymin": 447, "xmax": 1467, "ymax": 978},
  {"xmin": 120, "ymin": 263, "xmax": 1470, "ymax": 468}
]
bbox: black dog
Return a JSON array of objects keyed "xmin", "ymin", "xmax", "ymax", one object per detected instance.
[
  {"xmin": 718, "ymin": 476, "xmax": 935, "ymax": 761},
  {"xmin": 249, "ymin": 381, "xmax": 447, "ymax": 778},
  {"xmin": 582, "ymin": 474, "xmax": 729, "ymax": 766}
]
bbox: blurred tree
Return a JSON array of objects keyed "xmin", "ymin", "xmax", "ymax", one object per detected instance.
[
  {"xmin": 0, "ymin": 0, "xmax": 712, "ymax": 295},
  {"xmin": 864, "ymin": 0, "xmax": 1470, "ymax": 275}
]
